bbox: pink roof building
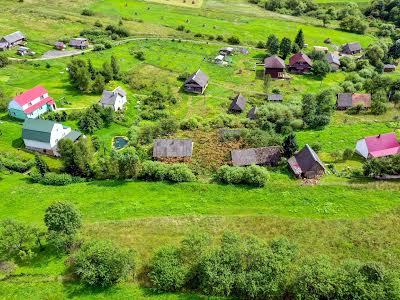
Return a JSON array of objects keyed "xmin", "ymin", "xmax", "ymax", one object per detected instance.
[
  {"xmin": 356, "ymin": 133, "xmax": 400, "ymax": 159},
  {"xmin": 8, "ymin": 86, "xmax": 56, "ymax": 120}
]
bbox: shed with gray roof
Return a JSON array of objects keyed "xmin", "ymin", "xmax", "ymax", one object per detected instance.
[
  {"xmin": 153, "ymin": 139, "xmax": 193, "ymax": 160},
  {"xmin": 231, "ymin": 146, "xmax": 282, "ymax": 166},
  {"xmin": 288, "ymin": 144, "xmax": 325, "ymax": 178},
  {"xmin": 69, "ymin": 38, "xmax": 89, "ymax": 49},
  {"xmin": 184, "ymin": 69, "xmax": 209, "ymax": 94},
  {"xmin": 0, "ymin": 31, "xmax": 26, "ymax": 51},
  {"xmin": 229, "ymin": 93, "xmax": 246, "ymax": 113},
  {"xmin": 341, "ymin": 42, "xmax": 361, "ymax": 55}
]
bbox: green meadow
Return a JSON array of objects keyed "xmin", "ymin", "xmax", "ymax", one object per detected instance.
[{"xmin": 0, "ymin": 0, "xmax": 400, "ymax": 298}]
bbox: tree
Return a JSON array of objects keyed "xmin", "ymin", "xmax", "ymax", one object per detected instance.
[
  {"xmin": 312, "ymin": 60, "xmax": 331, "ymax": 79},
  {"xmin": 34, "ymin": 153, "xmax": 49, "ymax": 176},
  {"xmin": 279, "ymin": 37, "xmax": 292, "ymax": 59},
  {"xmin": 339, "ymin": 16, "xmax": 368, "ymax": 34},
  {"xmin": 113, "ymin": 147, "xmax": 141, "ymax": 179},
  {"xmin": 87, "ymin": 59, "xmax": 96, "ymax": 80},
  {"xmin": 101, "ymin": 62, "xmax": 113, "ymax": 83},
  {"xmin": 92, "ymin": 73, "xmax": 105, "ymax": 94},
  {"xmin": 111, "ymin": 55, "xmax": 120, "ymax": 79},
  {"xmin": 0, "ymin": 219, "xmax": 36, "ymax": 260},
  {"xmin": 148, "ymin": 246, "xmax": 189, "ymax": 291},
  {"xmin": 67, "ymin": 59, "xmax": 91, "ymax": 91},
  {"xmin": 266, "ymin": 34, "xmax": 280, "ymax": 55},
  {"xmin": 301, "ymin": 94, "xmax": 317, "ymax": 127},
  {"xmin": 294, "ymin": 29, "xmax": 305, "ymax": 49},
  {"xmin": 294, "ymin": 256, "xmax": 337, "ymax": 299},
  {"xmin": 44, "ymin": 201, "xmax": 82, "ymax": 235},
  {"xmin": 72, "ymin": 240, "xmax": 135, "ymax": 287},
  {"xmin": 0, "ymin": 55, "xmax": 9, "ymax": 68},
  {"xmin": 283, "ymin": 133, "xmax": 298, "ymax": 158}
]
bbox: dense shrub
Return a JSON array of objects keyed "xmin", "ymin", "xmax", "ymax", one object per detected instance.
[
  {"xmin": 180, "ymin": 117, "xmax": 200, "ymax": 130},
  {"xmin": 81, "ymin": 8, "xmax": 94, "ymax": 16},
  {"xmin": 139, "ymin": 161, "xmax": 168, "ymax": 181},
  {"xmin": 215, "ymin": 165, "xmax": 270, "ymax": 187},
  {"xmin": 363, "ymin": 155, "xmax": 400, "ymax": 177},
  {"xmin": 165, "ymin": 164, "xmax": 196, "ymax": 182},
  {"xmin": 39, "ymin": 172, "xmax": 74, "ymax": 186},
  {"xmin": 44, "ymin": 201, "xmax": 82, "ymax": 235},
  {"xmin": 72, "ymin": 240, "xmax": 135, "ymax": 287},
  {"xmin": 0, "ymin": 156, "xmax": 34, "ymax": 173},
  {"xmin": 148, "ymin": 246, "xmax": 189, "ymax": 291}
]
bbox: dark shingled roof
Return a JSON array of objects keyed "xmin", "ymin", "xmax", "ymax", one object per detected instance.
[
  {"xmin": 326, "ymin": 53, "xmax": 340, "ymax": 66},
  {"xmin": 153, "ymin": 139, "xmax": 193, "ymax": 158},
  {"xmin": 248, "ymin": 106, "xmax": 258, "ymax": 120},
  {"xmin": 288, "ymin": 144, "xmax": 325, "ymax": 175},
  {"xmin": 289, "ymin": 52, "xmax": 313, "ymax": 67},
  {"xmin": 231, "ymin": 146, "xmax": 282, "ymax": 166},
  {"xmin": 337, "ymin": 93, "xmax": 371, "ymax": 108},
  {"xmin": 185, "ymin": 69, "xmax": 209, "ymax": 88},
  {"xmin": 99, "ymin": 87, "xmax": 126, "ymax": 106},
  {"xmin": 342, "ymin": 42, "xmax": 361, "ymax": 53},
  {"xmin": 229, "ymin": 94, "xmax": 247, "ymax": 112},
  {"xmin": 264, "ymin": 55, "xmax": 285, "ymax": 69},
  {"xmin": 267, "ymin": 94, "xmax": 283, "ymax": 101},
  {"xmin": 2, "ymin": 31, "xmax": 25, "ymax": 44}
]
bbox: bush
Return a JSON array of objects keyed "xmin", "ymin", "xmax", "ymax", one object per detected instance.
[
  {"xmin": 166, "ymin": 164, "xmax": 196, "ymax": 182},
  {"xmin": 148, "ymin": 246, "xmax": 189, "ymax": 291},
  {"xmin": 215, "ymin": 165, "xmax": 269, "ymax": 187},
  {"xmin": 72, "ymin": 240, "xmax": 135, "ymax": 287},
  {"xmin": 227, "ymin": 36, "xmax": 240, "ymax": 45},
  {"xmin": 0, "ymin": 55, "xmax": 9, "ymax": 68},
  {"xmin": 44, "ymin": 201, "xmax": 82, "ymax": 235},
  {"xmin": 0, "ymin": 156, "xmax": 34, "ymax": 172},
  {"xmin": 40, "ymin": 172, "xmax": 73, "ymax": 186},
  {"xmin": 81, "ymin": 8, "xmax": 94, "ymax": 16},
  {"xmin": 180, "ymin": 118, "xmax": 200, "ymax": 130},
  {"xmin": 139, "ymin": 161, "xmax": 167, "ymax": 181}
]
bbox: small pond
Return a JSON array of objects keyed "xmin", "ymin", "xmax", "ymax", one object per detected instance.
[{"xmin": 113, "ymin": 136, "xmax": 129, "ymax": 150}]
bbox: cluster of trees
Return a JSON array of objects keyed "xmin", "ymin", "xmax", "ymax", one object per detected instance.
[
  {"xmin": 301, "ymin": 89, "xmax": 335, "ymax": 128},
  {"xmin": 78, "ymin": 104, "xmax": 115, "ymax": 133},
  {"xmin": 147, "ymin": 232, "xmax": 400, "ymax": 299},
  {"xmin": 308, "ymin": 50, "xmax": 331, "ymax": 78},
  {"xmin": 365, "ymin": 0, "xmax": 400, "ymax": 27},
  {"xmin": 214, "ymin": 165, "xmax": 270, "ymax": 187},
  {"xmin": 139, "ymin": 91, "xmax": 177, "ymax": 121},
  {"xmin": 67, "ymin": 56, "xmax": 120, "ymax": 93},
  {"xmin": 0, "ymin": 201, "xmax": 82, "ymax": 261},
  {"xmin": 256, "ymin": 0, "xmax": 368, "ymax": 34},
  {"xmin": 261, "ymin": 29, "xmax": 305, "ymax": 58},
  {"xmin": 363, "ymin": 155, "xmax": 400, "ymax": 177}
]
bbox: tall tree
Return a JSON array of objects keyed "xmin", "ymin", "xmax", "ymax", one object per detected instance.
[
  {"xmin": 266, "ymin": 34, "xmax": 280, "ymax": 55},
  {"xmin": 87, "ymin": 59, "xmax": 96, "ymax": 80},
  {"xmin": 294, "ymin": 29, "xmax": 305, "ymax": 49},
  {"xmin": 279, "ymin": 37, "xmax": 292, "ymax": 59},
  {"xmin": 283, "ymin": 133, "xmax": 298, "ymax": 158},
  {"xmin": 101, "ymin": 62, "xmax": 113, "ymax": 83},
  {"xmin": 111, "ymin": 55, "xmax": 120, "ymax": 79},
  {"xmin": 92, "ymin": 74, "xmax": 105, "ymax": 94},
  {"xmin": 34, "ymin": 153, "xmax": 49, "ymax": 176}
]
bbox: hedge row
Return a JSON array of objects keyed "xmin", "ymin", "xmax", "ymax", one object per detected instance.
[
  {"xmin": 30, "ymin": 170, "xmax": 84, "ymax": 186},
  {"xmin": 214, "ymin": 165, "xmax": 270, "ymax": 187},
  {"xmin": 139, "ymin": 161, "xmax": 195, "ymax": 183},
  {"xmin": 0, "ymin": 157, "xmax": 34, "ymax": 173}
]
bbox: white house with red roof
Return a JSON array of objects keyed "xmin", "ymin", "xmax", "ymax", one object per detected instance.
[
  {"xmin": 8, "ymin": 86, "xmax": 56, "ymax": 120},
  {"xmin": 356, "ymin": 133, "xmax": 400, "ymax": 159}
]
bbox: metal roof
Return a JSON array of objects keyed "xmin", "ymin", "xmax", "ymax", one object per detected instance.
[{"xmin": 153, "ymin": 139, "xmax": 193, "ymax": 158}]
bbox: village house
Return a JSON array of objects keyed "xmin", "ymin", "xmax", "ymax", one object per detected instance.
[
  {"xmin": 153, "ymin": 139, "xmax": 193, "ymax": 162},
  {"xmin": 22, "ymin": 119, "xmax": 82, "ymax": 156},
  {"xmin": 247, "ymin": 106, "xmax": 258, "ymax": 120},
  {"xmin": 288, "ymin": 144, "xmax": 325, "ymax": 179},
  {"xmin": 17, "ymin": 46, "xmax": 34, "ymax": 56},
  {"xmin": 336, "ymin": 93, "xmax": 371, "ymax": 110},
  {"xmin": 238, "ymin": 47, "xmax": 249, "ymax": 55},
  {"xmin": 264, "ymin": 55, "xmax": 286, "ymax": 79},
  {"xmin": 229, "ymin": 93, "xmax": 246, "ymax": 113},
  {"xmin": 55, "ymin": 41, "xmax": 66, "ymax": 50},
  {"xmin": 214, "ymin": 54, "xmax": 227, "ymax": 65},
  {"xmin": 313, "ymin": 46, "xmax": 329, "ymax": 53},
  {"xmin": 267, "ymin": 94, "xmax": 283, "ymax": 102},
  {"xmin": 99, "ymin": 86, "xmax": 127, "ymax": 111},
  {"xmin": 341, "ymin": 42, "xmax": 362, "ymax": 55},
  {"xmin": 219, "ymin": 47, "xmax": 234, "ymax": 56},
  {"xmin": 231, "ymin": 146, "xmax": 282, "ymax": 167},
  {"xmin": 184, "ymin": 69, "xmax": 209, "ymax": 94},
  {"xmin": 0, "ymin": 31, "xmax": 26, "ymax": 51},
  {"xmin": 326, "ymin": 53, "xmax": 341, "ymax": 71},
  {"xmin": 356, "ymin": 133, "xmax": 400, "ymax": 159},
  {"xmin": 69, "ymin": 38, "xmax": 89, "ymax": 49},
  {"xmin": 288, "ymin": 52, "xmax": 313, "ymax": 74},
  {"xmin": 383, "ymin": 64, "xmax": 396, "ymax": 72},
  {"xmin": 8, "ymin": 86, "xmax": 56, "ymax": 120}
]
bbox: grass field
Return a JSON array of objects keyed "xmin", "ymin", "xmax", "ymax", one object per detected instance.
[{"xmin": 1, "ymin": 0, "xmax": 400, "ymax": 298}]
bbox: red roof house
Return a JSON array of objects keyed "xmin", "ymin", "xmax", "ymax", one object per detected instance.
[
  {"xmin": 356, "ymin": 133, "xmax": 400, "ymax": 159},
  {"xmin": 8, "ymin": 86, "xmax": 56, "ymax": 120},
  {"xmin": 288, "ymin": 52, "xmax": 313, "ymax": 74}
]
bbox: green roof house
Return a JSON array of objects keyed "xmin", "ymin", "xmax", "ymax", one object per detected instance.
[{"xmin": 22, "ymin": 119, "xmax": 81, "ymax": 156}]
